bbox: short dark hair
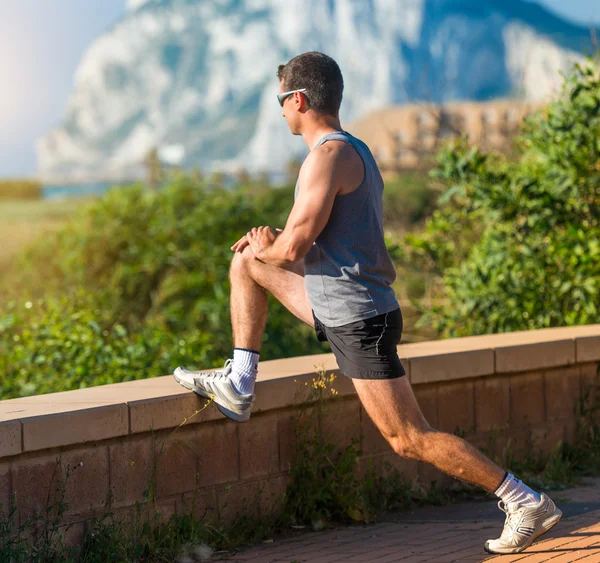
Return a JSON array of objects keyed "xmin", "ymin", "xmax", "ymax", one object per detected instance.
[{"xmin": 277, "ymin": 52, "xmax": 344, "ymax": 117}]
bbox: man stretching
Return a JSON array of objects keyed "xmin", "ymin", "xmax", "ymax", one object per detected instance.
[{"xmin": 174, "ymin": 51, "xmax": 561, "ymax": 555}]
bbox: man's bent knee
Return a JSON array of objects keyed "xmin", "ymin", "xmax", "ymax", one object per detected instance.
[{"xmin": 229, "ymin": 246, "xmax": 254, "ymax": 277}]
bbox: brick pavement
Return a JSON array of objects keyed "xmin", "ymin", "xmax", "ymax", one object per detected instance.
[{"xmin": 215, "ymin": 478, "xmax": 600, "ymax": 563}]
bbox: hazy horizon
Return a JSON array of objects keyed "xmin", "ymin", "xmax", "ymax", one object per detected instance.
[{"xmin": 1, "ymin": 0, "xmax": 599, "ymax": 179}]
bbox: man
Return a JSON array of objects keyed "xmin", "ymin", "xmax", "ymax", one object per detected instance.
[{"xmin": 173, "ymin": 52, "xmax": 561, "ymax": 555}]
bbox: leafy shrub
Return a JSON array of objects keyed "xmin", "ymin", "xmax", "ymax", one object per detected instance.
[
  {"xmin": 403, "ymin": 59, "xmax": 600, "ymax": 336},
  {"xmin": 382, "ymin": 171, "xmax": 439, "ymax": 232},
  {"xmin": 1, "ymin": 175, "xmax": 327, "ymax": 397},
  {"xmin": 0, "ymin": 295, "xmax": 214, "ymax": 398}
]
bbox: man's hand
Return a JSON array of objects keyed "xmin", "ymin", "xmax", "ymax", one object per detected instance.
[
  {"xmin": 231, "ymin": 227, "xmax": 281, "ymax": 254},
  {"xmin": 246, "ymin": 226, "xmax": 279, "ymax": 260}
]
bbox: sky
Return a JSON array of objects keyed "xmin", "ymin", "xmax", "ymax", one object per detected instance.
[{"xmin": 0, "ymin": 0, "xmax": 598, "ymax": 178}]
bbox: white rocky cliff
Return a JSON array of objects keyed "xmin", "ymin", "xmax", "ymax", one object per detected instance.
[{"xmin": 37, "ymin": 0, "xmax": 597, "ymax": 180}]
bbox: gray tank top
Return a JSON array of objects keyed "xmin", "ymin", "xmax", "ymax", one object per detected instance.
[{"xmin": 294, "ymin": 130, "xmax": 399, "ymax": 327}]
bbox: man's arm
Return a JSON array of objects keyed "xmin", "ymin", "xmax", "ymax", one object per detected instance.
[{"xmin": 246, "ymin": 146, "xmax": 341, "ymax": 267}]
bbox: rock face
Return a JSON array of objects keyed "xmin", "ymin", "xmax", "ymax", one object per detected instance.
[{"xmin": 37, "ymin": 0, "xmax": 597, "ymax": 180}]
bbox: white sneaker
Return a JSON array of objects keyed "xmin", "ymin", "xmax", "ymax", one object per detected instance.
[
  {"xmin": 173, "ymin": 359, "xmax": 254, "ymax": 423},
  {"xmin": 485, "ymin": 493, "xmax": 562, "ymax": 554}
]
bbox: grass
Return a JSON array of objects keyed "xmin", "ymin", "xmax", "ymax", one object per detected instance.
[
  {"xmin": 0, "ymin": 180, "xmax": 41, "ymax": 200},
  {"xmin": 0, "ymin": 199, "xmax": 84, "ymax": 276}
]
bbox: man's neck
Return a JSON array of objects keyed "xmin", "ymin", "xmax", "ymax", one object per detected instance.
[{"xmin": 302, "ymin": 116, "xmax": 344, "ymax": 151}]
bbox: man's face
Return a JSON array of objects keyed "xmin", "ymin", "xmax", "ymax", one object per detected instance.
[{"xmin": 279, "ymin": 80, "xmax": 302, "ymax": 136}]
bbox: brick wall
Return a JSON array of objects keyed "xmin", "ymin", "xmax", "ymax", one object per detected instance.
[{"xmin": 0, "ymin": 325, "xmax": 598, "ymax": 542}]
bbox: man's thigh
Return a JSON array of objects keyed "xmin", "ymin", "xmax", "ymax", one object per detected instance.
[
  {"xmin": 244, "ymin": 251, "xmax": 313, "ymax": 327},
  {"xmin": 353, "ymin": 376, "xmax": 432, "ymax": 441},
  {"xmin": 280, "ymin": 257, "xmax": 305, "ymax": 277}
]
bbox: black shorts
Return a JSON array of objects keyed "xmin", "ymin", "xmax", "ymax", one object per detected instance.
[{"xmin": 313, "ymin": 308, "xmax": 407, "ymax": 380}]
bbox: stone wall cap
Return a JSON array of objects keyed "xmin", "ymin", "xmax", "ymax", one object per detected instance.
[{"xmin": 0, "ymin": 324, "xmax": 598, "ymax": 454}]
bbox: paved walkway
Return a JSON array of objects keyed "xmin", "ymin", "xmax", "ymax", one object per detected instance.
[{"xmin": 217, "ymin": 478, "xmax": 600, "ymax": 563}]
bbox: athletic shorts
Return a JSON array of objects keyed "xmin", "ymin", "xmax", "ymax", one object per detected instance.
[{"xmin": 312, "ymin": 308, "xmax": 407, "ymax": 380}]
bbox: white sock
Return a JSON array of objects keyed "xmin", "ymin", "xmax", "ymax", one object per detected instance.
[
  {"xmin": 494, "ymin": 473, "xmax": 541, "ymax": 508},
  {"xmin": 229, "ymin": 348, "xmax": 259, "ymax": 395}
]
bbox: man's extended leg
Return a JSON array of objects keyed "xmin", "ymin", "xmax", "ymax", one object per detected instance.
[
  {"xmin": 354, "ymin": 376, "xmax": 504, "ymax": 490},
  {"xmin": 354, "ymin": 376, "xmax": 562, "ymax": 553}
]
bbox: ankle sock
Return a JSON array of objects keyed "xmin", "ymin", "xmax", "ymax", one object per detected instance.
[
  {"xmin": 229, "ymin": 348, "xmax": 259, "ymax": 395},
  {"xmin": 494, "ymin": 472, "xmax": 541, "ymax": 508}
]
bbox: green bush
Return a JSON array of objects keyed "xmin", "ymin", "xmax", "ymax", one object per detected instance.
[
  {"xmin": 382, "ymin": 171, "xmax": 439, "ymax": 232},
  {"xmin": 403, "ymin": 59, "xmax": 600, "ymax": 336},
  {"xmin": 0, "ymin": 295, "xmax": 215, "ymax": 398},
  {"xmin": 0, "ymin": 174, "xmax": 327, "ymax": 398}
]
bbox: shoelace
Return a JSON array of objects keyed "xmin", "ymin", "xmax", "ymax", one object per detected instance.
[
  {"xmin": 206, "ymin": 359, "xmax": 233, "ymax": 380},
  {"xmin": 498, "ymin": 501, "xmax": 522, "ymax": 539},
  {"xmin": 190, "ymin": 359, "xmax": 232, "ymax": 381}
]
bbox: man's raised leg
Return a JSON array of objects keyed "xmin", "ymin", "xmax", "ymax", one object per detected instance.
[
  {"xmin": 173, "ymin": 245, "xmax": 314, "ymax": 421},
  {"xmin": 226, "ymin": 244, "xmax": 313, "ymax": 396},
  {"xmin": 229, "ymin": 244, "xmax": 313, "ymax": 353}
]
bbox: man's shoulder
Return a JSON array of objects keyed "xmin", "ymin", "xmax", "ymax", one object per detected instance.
[
  {"xmin": 304, "ymin": 138, "xmax": 362, "ymax": 171},
  {"xmin": 298, "ymin": 140, "xmax": 363, "ymax": 194}
]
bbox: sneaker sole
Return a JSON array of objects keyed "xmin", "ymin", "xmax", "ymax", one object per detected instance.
[
  {"xmin": 484, "ymin": 508, "xmax": 563, "ymax": 555},
  {"xmin": 173, "ymin": 372, "xmax": 251, "ymax": 423},
  {"xmin": 217, "ymin": 404, "xmax": 251, "ymax": 423}
]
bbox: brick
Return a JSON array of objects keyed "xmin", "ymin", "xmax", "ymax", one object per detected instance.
[
  {"xmin": 239, "ymin": 413, "xmax": 279, "ymax": 480},
  {"xmin": 0, "ymin": 462, "xmax": 10, "ymax": 514},
  {"xmin": 360, "ymin": 405, "xmax": 393, "ymax": 456},
  {"xmin": 155, "ymin": 429, "xmax": 198, "ymax": 499},
  {"xmin": 368, "ymin": 451, "xmax": 419, "ymax": 483},
  {"xmin": 530, "ymin": 422, "xmax": 565, "ymax": 457},
  {"xmin": 278, "ymin": 406, "xmax": 317, "ymax": 472},
  {"xmin": 417, "ymin": 462, "xmax": 453, "ymax": 489},
  {"xmin": 413, "ymin": 384, "xmax": 438, "ymax": 429},
  {"xmin": 216, "ymin": 480, "xmax": 260, "ymax": 524},
  {"xmin": 545, "ymin": 366, "xmax": 580, "ymax": 422},
  {"xmin": 258, "ymin": 474, "xmax": 289, "ymax": 517},
  {"xmin": 22, "ymin": 404, "xmax": 128, "ymax": 452},
  {"xmin": 474, "ymin": 376, "xmax": 510, "ymax": 432},
  {"xmin": 62, "ymin": 521, "xmax": 86, "ymax": 548},
  {"xmin": 61, "ymin": 446, "xmax": 110, "ymax": 515},
  {"xmin": 12, "ymin": 453, "xmax": 64, "ymax": 520},
  {"xmin": 436, "ymin": 381, "xmax": 474, "ymax": 435},
  {"xmin": 564, "ymin": 419, "xmax": 578, "ymax": 445},
  {"xmin": 193, "ymin": 420, "xmax": 239, "ymax": 487},
  {"xmin": 129, "ymin": 392, "xmax": 221, "ymax": 434},
  {"xmin": 504, "ymin": 429, "xmax": 532, "ymax": 459},
  {"xmin": 255, "ymin": 357, "xmax": 358, "ymax": 409},
  {"xmin": 155, "ymin": 499, "xmax": 176, "ymax": 521},
  {"xmin": 580, "ymin": 363, "xmax": 600, "ymax": 414},
  {"xmin": 510, "ymin": 372, "xmax": 545, "ymax": 427},
  {"xmin": 577, "ymin": 336, "xmax": 600, "ymax": 362},
  {"xmin": 0, "ymin": 420, "xmax": 21, "ymax": 457},
  {"xmin": 469, "ymin": 428, "xmax": 511, "ymax": 463},
  {"xmin": 319, "ymin": 397, "xmax": 362, "ymax": 456},
  {"xmin": 109, "ymin": 436, "xmax": 153, "ymax": 508},
  {"xmin": 495, "ymin": 339, "xmax": 575, "ymax": 373},
  {"xmin": 254, "ymin": 375, "xmax": 312, "ymax": 413},
  {"xmin": 408, "ymin": 349, "xmax": 494, "ymax": 384},
  {"xmin": 175, "ymin": 487, "xmax": 217, "ymax": 521}
]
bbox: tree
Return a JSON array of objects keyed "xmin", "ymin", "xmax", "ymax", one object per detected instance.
[{"xmin": 403, "ymin": 59, "xmax": 600, "ymax": 337}]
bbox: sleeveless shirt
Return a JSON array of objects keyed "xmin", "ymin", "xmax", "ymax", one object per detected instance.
[{"xmin": 294, "ymin": 131, "xmax": 399, "ymax": 327}]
